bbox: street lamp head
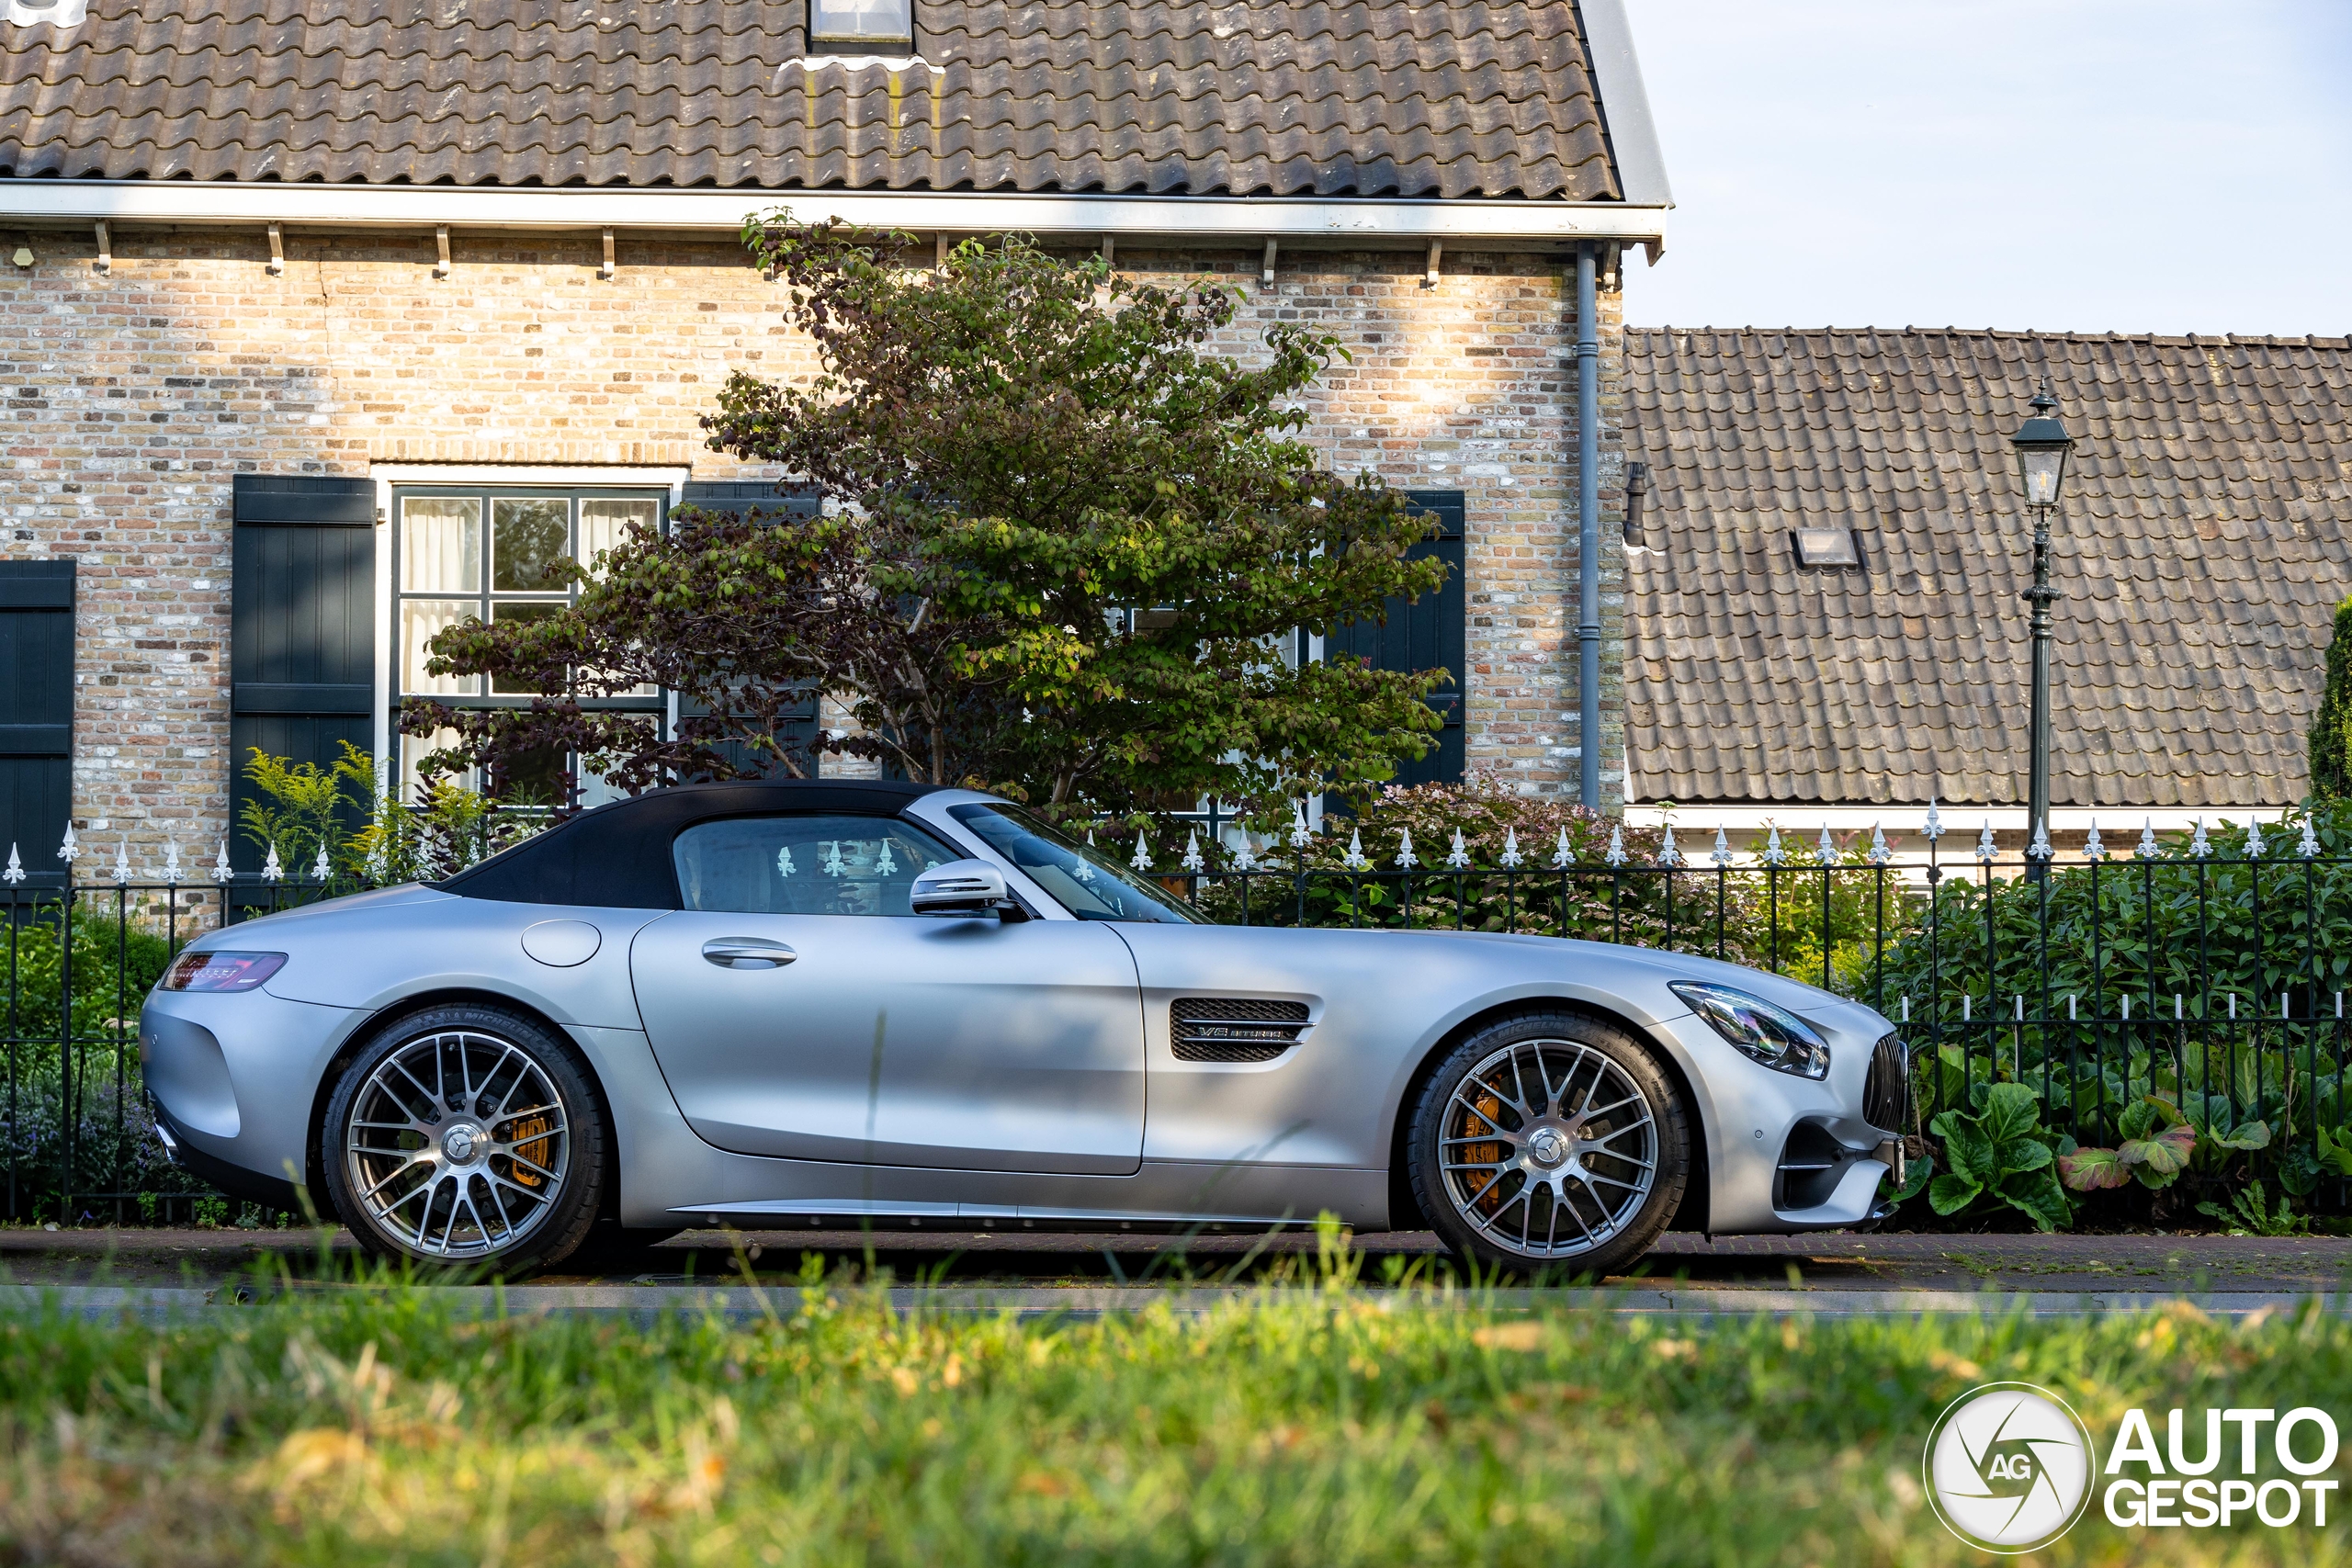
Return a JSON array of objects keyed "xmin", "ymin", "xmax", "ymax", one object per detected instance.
[{"xmin": 2010, "ymin": 382, "xmax": 2073, "ymax": 509}]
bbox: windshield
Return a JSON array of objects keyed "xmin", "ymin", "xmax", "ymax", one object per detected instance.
[{"xmin": 947, "ymin": 804, "xmax": 1207, "ymax": 924}]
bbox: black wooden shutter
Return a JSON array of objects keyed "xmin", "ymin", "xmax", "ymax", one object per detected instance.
[
  {"xmin": 674, "ymin": 481, "xmax": 824, "ymax": 777},
  {"xmin": 230, "ymin": 475, "xmax": 377, "ymax": 874},
  {"xmin": 1327, "ymin": 489, "xmax": 1466, "ymax": 785},
  {"xmin": 0, "ymin": 559, "xmax": 74, "ymax": 886}
]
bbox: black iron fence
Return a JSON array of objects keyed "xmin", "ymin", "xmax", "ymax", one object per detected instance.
[
  {"xmin": 4, "ymin": 877, "xmax": 334, "ymax": 1225},
  {"xmin": 10, "ymin": 822, "xmax": 2350, "ymax": 1224}
]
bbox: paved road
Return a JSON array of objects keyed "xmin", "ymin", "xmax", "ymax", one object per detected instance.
[{"xmin": 6, "ymin": 1225, "xmax": 2351, "ymax": 1305}]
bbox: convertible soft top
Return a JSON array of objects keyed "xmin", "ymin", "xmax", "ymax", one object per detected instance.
[{"xmin": 437, "ymin": 780, "xmax": 948, "ymax": 908}]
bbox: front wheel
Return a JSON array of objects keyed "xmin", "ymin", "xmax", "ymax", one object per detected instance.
[
  {"xmin": 322, "ymin": 1003, "xmax": 607, "ymax": 1274},
  {"xmin": 1407, "ymin": 1012, "xmax": 1689, "ymax": 1277}
]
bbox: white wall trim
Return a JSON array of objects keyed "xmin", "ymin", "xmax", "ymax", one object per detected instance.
[
  {"xmin": 370, "ymin": 464, "xmax": 692, "ymax": 490},
  {"xmin": 1623, "ymin": 805, "xmax": 2296, "ymax": 832},
  {"xmin": 0, "ymin": 180, "xmax": 1670, "ymax": 246},
  {"xmin": 1577, "ymin": 0, "xmax": 1675, "ymax": 209}
]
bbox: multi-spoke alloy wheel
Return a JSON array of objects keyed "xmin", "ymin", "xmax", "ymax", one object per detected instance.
[
  {"xmin": 1408, "ymin": 1013, "xmax": 1687, "ymax": 1276},
  {"xmin": 323, "ymin": 1004, "xmax": 605, "ymax": 1272}
]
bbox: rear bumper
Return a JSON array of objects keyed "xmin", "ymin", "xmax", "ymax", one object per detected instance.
[{"xmin": 141, "ymin": 988, "xmax": 362, "ymax": 1204}]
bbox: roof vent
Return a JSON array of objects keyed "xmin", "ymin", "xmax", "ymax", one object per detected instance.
[
  {"xmin": 1623, "ymin": 461, "xmax": 1651, "ymax": 546},
  {"xmin": 1791, "ymin": 526, "xmax": 1863, "ymax": 570}
]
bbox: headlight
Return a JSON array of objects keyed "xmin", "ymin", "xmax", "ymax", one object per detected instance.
[
  {"xmin": 1668, "ymin": 980, "xmax": 1831, "ymax": 1079},
  {"xmin": 161, "ymin": 950, "xmax": 286, "ymax": 993}
]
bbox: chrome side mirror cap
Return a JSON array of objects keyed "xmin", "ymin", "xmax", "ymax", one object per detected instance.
[{"xmin": 910, "ymin": 859, "xmax": 1018, "ymax": 918}]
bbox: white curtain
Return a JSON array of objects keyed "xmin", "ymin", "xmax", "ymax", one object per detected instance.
[{"xmin": 400, "ymin": 498, "xmax": 481, "ymax": 592}]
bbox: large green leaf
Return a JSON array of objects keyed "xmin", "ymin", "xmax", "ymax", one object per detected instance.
[
  {"xmin": 1998, "ymin": 1166, "xmax": 2073, "ymax": 1232},
  {"xmin": 1928, "ymin": 1171, "xmax": 1984, "ymax": 1216},
  {"xmin": 1939, "ymin": 1116, "xmax": 1999, "ymax": 1188},
  {"xmin": 1999, "ymin": 1137, "xmax": 2053, "ymax": 1177},
  {"xmin": 2210, "ymin": 1120, "xmax": 2271, "ymax": 1152},
  {"xmin": 2058, "ymin": 1146, "xmax": 2129, "ymax": 1191},
  {"xmin": 1980, "ymin": 1083, "xmax": 2041, "ymax": 1145}
]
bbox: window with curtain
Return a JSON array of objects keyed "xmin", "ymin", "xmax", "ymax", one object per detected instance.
[{"xmin": 392, "ymin": 487, "xmax": 666, "ymax": 805}]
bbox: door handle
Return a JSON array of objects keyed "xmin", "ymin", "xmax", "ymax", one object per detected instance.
[{"xmin": 702, "ymin": 938, "xmax": 797, "ymax": 969}]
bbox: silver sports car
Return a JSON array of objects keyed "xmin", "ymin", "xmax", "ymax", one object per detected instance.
[{"xmin": 141, "ymin": 782, "xmax": 1908, "ymax": 1275}]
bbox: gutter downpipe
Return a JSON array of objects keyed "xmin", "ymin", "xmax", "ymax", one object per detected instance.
[{"xmin": 1575, "ymin": 240, "xmax": 1602, "ymax": 810}]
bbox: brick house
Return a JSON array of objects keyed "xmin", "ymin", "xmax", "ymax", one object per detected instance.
[
  {"xmin": 0, "ymin": 0, "xmax": 1669, "ymax": 884},
  {"xmin": 1618, "ymin": 327, "xmax": 2352, "ymax": 860}
]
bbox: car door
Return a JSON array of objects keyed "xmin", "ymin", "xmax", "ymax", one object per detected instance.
[{"xmin": 629, "ymin": 811, "xmax": 1146, "ymax": 1175}]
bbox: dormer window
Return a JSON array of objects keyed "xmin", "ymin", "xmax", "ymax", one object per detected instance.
[{"xmin": 810, "ymin": 0, "xmax": 912, "ymax": 51}]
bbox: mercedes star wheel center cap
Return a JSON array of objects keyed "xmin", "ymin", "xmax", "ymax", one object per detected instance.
[
  {"xmin": 442, "ymin": 1123, "xmax": 483, "ymax": 1165},
  {"xmin": 1528, "ymin": 1126, "xmax": 1568, "ymax": 1168}
]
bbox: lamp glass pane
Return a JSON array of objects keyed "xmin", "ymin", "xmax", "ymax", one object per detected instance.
[{"xmin": 2019, "ymin": 448, "xmax": 2066, "ymax": 507}]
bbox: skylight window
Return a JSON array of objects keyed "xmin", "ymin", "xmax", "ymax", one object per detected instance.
[
  {"xmin": 1791, "ymin": 526, "xmax": 1863, "ymax": 570},
  {"xmin": 810, "ymin": 0, "xmax": 912, "ymax": 49}
]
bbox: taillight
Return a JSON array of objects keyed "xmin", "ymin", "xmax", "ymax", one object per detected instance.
[{"xmin": 162, "ymin": 951, "xmax": 287, "ymax": 993}]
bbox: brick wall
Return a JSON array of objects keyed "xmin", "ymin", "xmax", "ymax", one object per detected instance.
[{"xmin": 0, "ymin": 225, "xmax": 1624, "ymax": 869}]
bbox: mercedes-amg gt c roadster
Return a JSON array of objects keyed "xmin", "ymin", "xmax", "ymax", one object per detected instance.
[{"xmin": 141, "ymin": 781, "xmax": 1909, "ymax": 1275}]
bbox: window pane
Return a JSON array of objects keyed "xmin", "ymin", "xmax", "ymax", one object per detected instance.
[
  {"xmin": 401, "ymin": 497, "xmax": 481, "ymax": 592},
  {"xmin": 578, "ymin": 498, "xmax": 658, "ymax": 577},
  {"xmin": 947, "ymin": 804, "xmax": 1206, "ymax": 923},
  {"xmin": 400, "ymin": 726, "xmax": 471, "ymax": 801},
  {"xmin": 401, "ymin": 600, "xmax": 481, "ymax": 696},
  {"xmin": 489, "ymin": 602, "xmax": 565, "ymax": 695},
  {"xmin": 673, "ymin": 815, "xmax": 961, "ymax": 916},
  {"xmin": 811, "ymin": 0, "xmax": 910, "ymax": 39},
  {"xmin": 492, "ymin": 498, "xmax": 571, "ymax": 592}
]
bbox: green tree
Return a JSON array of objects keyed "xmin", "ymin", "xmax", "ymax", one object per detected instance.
[
  {"xmin": 695, "ymin": 220, "xmax": 1448, "ymax": 821},
  {"xmin": 2311, "ymin": 595, "xmax": 2352, "ymax": 801}
]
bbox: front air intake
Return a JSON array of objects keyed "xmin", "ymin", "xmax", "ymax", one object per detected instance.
[{"xmin": 1170, "ymin": 998, "xmax": 1309, "ymax": 1063}]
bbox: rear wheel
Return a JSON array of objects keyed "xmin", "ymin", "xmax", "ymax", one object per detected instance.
[
  {"xmin": 1408, "ymin": 1012, "xmax": 1688, "ymax": 1277},
  {"xmin": 322, "ymin": 1003, "xmax": 606, "ymax": 1275}
]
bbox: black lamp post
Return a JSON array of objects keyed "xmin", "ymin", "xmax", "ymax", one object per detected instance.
[{"xmin": 2010, "ymin": 384, "xmax": 2074, "ymax": 881}]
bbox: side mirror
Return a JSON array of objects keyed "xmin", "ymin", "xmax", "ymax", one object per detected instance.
[{"xmin": 910, "ymin": 859, "xmax": 1020, "ymax": 919}]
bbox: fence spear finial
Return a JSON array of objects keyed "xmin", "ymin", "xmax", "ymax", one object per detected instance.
[
  {"xmin": 1290, "ymin": 800, "xmax": 1312, "ymax": 849},
  {"xmin": 1816, "ymin": 826, "xmax": 1838, "ymax": 866},
  {"xmin": 1391, "ymin": 828, "xmax": 1416, "ymax": 871},
  {"xmin": 1605, "ymin": 826, "xmax": 1628, "ymax": 867},
  {"xmin": 262, "ymin": 842, "xmax": 283, "ymax": 883},
  {"xmin": 1974, "ymin": 821, "xmax": 1997, "ymax": 863},
  {"xmin": 112, "ymin": 839, "xmax": 130, "ymax": 885},
  {"xmin": 2301, "ymin": 818, "xmax": 2322, "ymax": 859},
  {"xmin": 1712, "ymin": 826, "xmax": 1734, "ymax": 867},
  {"xmin": 1181, "ymin": 829, "xmax": 1205, "ymax": 873},
  {"xmin": 1923, "ymin": 795, "xmax": 1944, "ymax": 840},
  {"xmin": 214, "ymin": 840, "xmax": 233, "ymax": 881},
  {"xmin": 1657, "ymin": 824, "xmax": 1681, "ymax": 866},
  {"xmin": 1233, "ymin": 835, "xmax": 1258, "ymax": 873},
  {"xmin": 2027, "ymin": 818, "xmax": 2052, "ymax": 861},
  {"xmin": 2, "ymin": 843, "xmax": 20, "ymax": 886},
  {"xmin": 1131, "ymin": 832, "xmax": 1153, "ymax": 872},
  {"xmin": 1551, "ymin": 827, "xmax": 1574, "ymax": 870},
  {"xmin": 1869, "ymin": 824, "xmax": 1890, "ymax": 865},
  {"xmin": 162, "ymin": 840, "xmax": 185, "ymax": 886},
  {"xmin": 1500, "ymin": 826, "xmax": 1524, "ymax": 868},
  {"xmin": 1762, "ymin": 825, "xmax": 1785, "ymax": 866},
  {"xmin": 2245, "ymin": 817, "xmax": 2266, "ymax": 859},
  {"xmin": 311, "ymin": 843, "xmax": 331, "ymax": 882},
  {"xmin": 2191, "ymin": 818, "xmax": 2211, "ymax": 857},
  {"xmin": 1342, "ymin": 828, "xmax": 1371, "ymax": 871},
  {"xmin": 2082, "ymin": 819, "xmax": 2103, "ymax": 861},
  {"xmin": 2139, "ymin": 818, "xmax": 2159, "ymax": 858},
  {"xmin": 57, "ymin": 824, "xmax": 78, "ymax": 863},
  {"xmin": 1445, "ymin": 828, "xmax": 1471, "ymax": 870}
]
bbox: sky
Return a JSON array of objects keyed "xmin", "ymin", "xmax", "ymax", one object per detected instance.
[{"xmin": 1623, "ymin": 0, "xmax": 2352, "ymax": 335}]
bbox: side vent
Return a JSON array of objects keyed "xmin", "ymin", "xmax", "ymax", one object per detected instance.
[{"xmin": 1170, "ymin": 998, "xmax": 1309, "ymax": 1063}]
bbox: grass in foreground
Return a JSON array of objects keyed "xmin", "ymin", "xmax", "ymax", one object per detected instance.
[{"xmin": 2, "ymin": 1254, "xmax": 2349, "ymax": 1565}]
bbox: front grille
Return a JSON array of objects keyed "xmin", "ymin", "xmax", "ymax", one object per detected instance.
[
  {"xmin": 1170, "ymin": 998, "xmax": 1310, "ymax": 1063},
  {"xmin": 1862, "ymin": 1032, "xmax": 1909, "ymax": 1132}
]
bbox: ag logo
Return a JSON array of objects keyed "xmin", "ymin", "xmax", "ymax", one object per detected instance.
[{"xmin": 1924, "ymin": 1382, "xmax": 2096, "ymax": 1552}]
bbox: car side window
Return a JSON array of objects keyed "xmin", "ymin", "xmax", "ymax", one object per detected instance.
[{"xmin": 673, "ymin": 815, "xmax": 963, "ymax": 916}]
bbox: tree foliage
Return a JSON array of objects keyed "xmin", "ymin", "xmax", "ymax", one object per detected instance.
[
  {"xmin": 407, "ymin": 220, "xmax": 1451, "ymax": 823},
  {"xmin": 2311, "ymin": 595, "xmax": 2352, "ymax": 801}
]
